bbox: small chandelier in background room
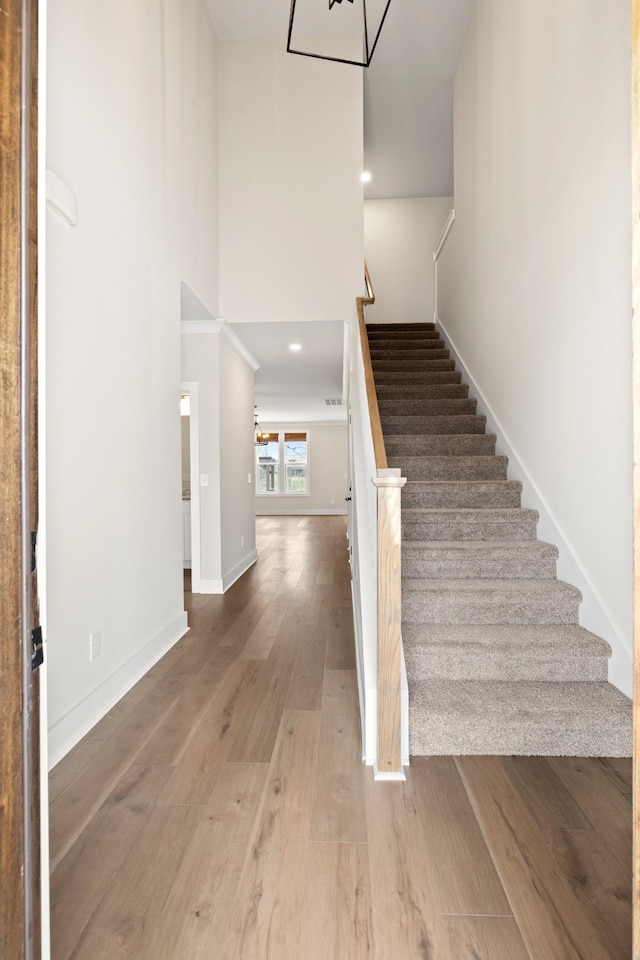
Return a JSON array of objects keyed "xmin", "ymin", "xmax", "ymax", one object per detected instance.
[
  {"xmin": 287, "ymin": 0, "xmax": 392, "ymax": 68},
  {"xmin": 254, "ymin": 407, "xmax": 268, "ymax": 447}
]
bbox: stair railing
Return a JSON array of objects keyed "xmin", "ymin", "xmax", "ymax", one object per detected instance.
[
  {"xmin": 356, "ymin": 264, "xmax": 406, "ymax": 778},
  {"xmin": 433, "ymin": 209, "xmax": 456, "ymax": 324}
]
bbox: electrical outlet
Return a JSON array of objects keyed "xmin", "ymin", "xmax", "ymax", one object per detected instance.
[
  {"xmin": 240, "ymin": 535, "xmax": 245, "ymax": 548},
  {"xmin": 247, "ymin": 473, "xmax": 252, "ymax": 484},
  {"xmin": 89, "ymin": 631, "xmax": 101, "ymax": 661}
]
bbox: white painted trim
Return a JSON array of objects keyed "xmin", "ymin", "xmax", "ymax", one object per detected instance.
[
  {"xmin": 181, "ymin": 382, "xmax": 202, "ymax": 594},
  {"xmin": 373, "ymin": 763, "xmax": 406, "ymax": 781},
  {"xmin": 363, "ymin": 687, "xmax": 378, "ymax": 766},
  {"xmin": 180, "ymin": 317, "xmax": 259, "ymax": 371},
  {"xmin": 47, "ymin": 612, "xmax": 188, "ymax": 768},
  {"xmin": 433, "ymin": 208, "xmax": 456, "ymax": 262},
  {"xmin": 220, "ymin": 320, "xmax": 260, "ymax": 372},
  {"xmin": 223, "ymin": 549, "xmax": 258, "ymax": 591},
  {"xmin": 350, "ymin": 577, "xmax": 367, "ymax": 762},
  {"xmin": 198, "ymin": 549, "xmax": 258, "ymax": 594},
  {"xmin": 433, "ymin": 209, "xmax": 456, "ymax": 324},
  {"xmin": 38, "ymin": 0, "xmax": 51, "ymax": 949},
  {"xmin": 254, "ymin": 419, "xmax": 348, "ymax": 427},
  {"xmin": 401, "ymin": 650, "xmax": 409, "ymax": 767},
  {"xmin": 255, "ymin": 508, "xmax": 348, "ymax": 516},
  {"xmin": 197, "ymin": 578, "xmax": 225, "ymax": 594},
  {"xmin": 45, "ymin": 169, "xmax": 78, "ymax": 225},
  {"xmin": 180, "ymin": 318, "xmax": 224, "ymax": 335},
  {"xmin": 436, "ymin": 318, "xmax": 633, "ymax": 698}
]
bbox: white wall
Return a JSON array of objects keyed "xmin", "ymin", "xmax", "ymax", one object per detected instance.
[
  {"xmin": 438, "ymin": 0, "xmax": 633, "ymax": 694},
  {"xmin": 46, "ymin": 0, "xmax": 220, "ymax": 764},
  {"xmin": 219, "ymin": 40, "xmax": 364, "ymax": 324},
  {"xmin": 181, "ymin": 325, "xmax": 258, "ymax": 592},
  {"xmin": 364, "ymin": 197, "xmax": 453, "ymax": 323},
  {"xmin": 220, "ymin": 336, "xmax": 258, "ymax": 581},
  {"xmin": 255, "ymin": 424, "xmax": 348, "ymax": 515},
  {"xmin": 181, "ymin": 331, "xmax": 223, "ymax": 584}
]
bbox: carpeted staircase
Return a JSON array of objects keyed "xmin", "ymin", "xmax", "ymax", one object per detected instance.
[{"xmin": 367, "ymin": 321, "xmax": 632, "ymax": 757}]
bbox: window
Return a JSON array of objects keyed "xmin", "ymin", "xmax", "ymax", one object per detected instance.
[
  {"xmin": 257, "ymin": 431, "xmax": 308, "ymax": 495},
  {"xmin": 257, "ymin": 433, "xmax": 280, "ymax": 493}
]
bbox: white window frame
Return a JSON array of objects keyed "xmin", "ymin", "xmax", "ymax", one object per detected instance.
[{"xmin": 256, "ymin": 430, "xmax": 310, "ymax": 497}]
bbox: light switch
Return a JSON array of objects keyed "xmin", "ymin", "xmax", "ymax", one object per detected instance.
[
  {"xmin": 200, "ymin": 474, "xmax": 209, "ymax": 487},
  {"xmin": 248, "ymin": 473, "xmax": 252, "ymax": 484}
]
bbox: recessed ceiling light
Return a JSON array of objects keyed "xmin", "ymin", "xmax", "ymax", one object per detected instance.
[
  {"xmin": 361, "ymin": 171, "xmax": 373, "ymax": 183},
  {"xmin": 289, "ymin": 343, "xmax": 302, "ymax": 352}
]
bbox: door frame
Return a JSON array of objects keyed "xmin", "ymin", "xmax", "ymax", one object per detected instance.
[
  {"xmin": 631, "ymin": 3, "xmax": 640, "ymax": 955},
  {"xmin": 0, "ymin": 0, "xmax": 41, "ymax": 956}
]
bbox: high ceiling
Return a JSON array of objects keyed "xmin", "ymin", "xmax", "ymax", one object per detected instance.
[{"xmin": 207, "ymin": 0, "xmax": 473, "ymax": 420}]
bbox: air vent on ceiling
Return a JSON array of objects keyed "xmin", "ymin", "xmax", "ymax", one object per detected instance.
[{"xmin": 324, "ymin": 398, "xmax": 343, "ymax": 406}]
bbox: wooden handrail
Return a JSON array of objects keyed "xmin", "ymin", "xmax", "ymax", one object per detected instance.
[{"xmin": 357, "ymin": 267, "xmax": 387, "ymax": 469}]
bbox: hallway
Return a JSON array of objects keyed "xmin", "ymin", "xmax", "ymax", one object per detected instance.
[{"xmin": 49, "ymin": 517, "xmax": 631, "ymax": 959}]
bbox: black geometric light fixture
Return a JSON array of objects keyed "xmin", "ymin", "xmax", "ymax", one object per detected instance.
[
  {"xmin": 287, "ymin": 0, "xmax": 392, "ymax": 68},
  {"xmin": 254, "ymin": 406, "xmax": 268, "ymax": 447}
]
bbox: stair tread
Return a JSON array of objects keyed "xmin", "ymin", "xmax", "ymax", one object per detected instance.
[
  {"xmin": 386, "ymin": 431, "xmax": 497, "ymax": 442},
  {"xmin": 379, "ymin": 401, "xmax": 478, "ymax": 416},
  {"xmin": 403, "ymin": 507, "xmax": 538, "ymax": 520},
  {"xmin": 402, "ymin": 540, "xmax": 558, "ymax": 558},
  {"xmin": 408, "ymin": 680, "xmax": 632, "ymax": 757},
  {"xmin": 369, "ymin": 323, "xmax": 628, "ymax": 758},
  {"xmin": 402, "ymin": 577, "xmax": 581, "ymax": 598},
  {"xmin": 404, "ymin": 480, "xmax": 520, "ymax": 489},
  {"xmin": 402, "ymin": 622, "xmax": 610, "ymax": 655},
  {"xmin": 376, "ymin": 385, "xmax": 470, "ymax": 397}
]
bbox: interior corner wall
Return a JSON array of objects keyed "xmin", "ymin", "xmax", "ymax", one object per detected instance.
[
  {"xmin": 255, "ymin": 423, "xmax": 348, "ymax": 515},
  {"xmin": 364, "ymin": 197, "xmax": 453, "ymax": 324},
  {"xmin": 438, "ymin": 0, "xmax": 633, "ymax": 693},
  {"xmin": 218, "ymin": 40, "xmax": 364, "ymax": 324},
  {"xmin": 46, "ymin": 0, "xmax": 220, "ymax": 765}
]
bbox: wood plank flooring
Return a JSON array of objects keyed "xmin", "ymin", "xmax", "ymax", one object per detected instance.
[{"xmin": 49, "ymin": 516, "xmax": 632, "ymax": 959}]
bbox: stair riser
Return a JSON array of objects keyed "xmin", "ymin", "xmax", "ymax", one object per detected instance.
[
  {"xmin": 368, "ymin": 323, "xmax": 631, "ymax": 759},
  {"xmin": 381, "ymin": 415, "xmax": 486, "ymax": 435},
  {"xmin": 367, "ymin": 323, "xmax": 435, "ymax": 332},
  {"xmin": 379, "ymin": 399, "xmax": 477, "ymax": 416},
  {"xmin": 376, "ymin": 384, "xmax": 470, "ymax": 399},
  {"xmin": 386, "ymin": 435, "xmax": 497, "ymax": 456},
  {"xmin": 403, "ymin": 483, "xmax": 521, "ymax": 509},
  {"xmin": 390, "ymin": 457, "xmax": 508, "ymax": 480},
  {"xmin": 373, "ymin": 360, "xmax": 455, "ymax": 372},
  {"xmin": 369, "ymin": 340, "xmax": 446, "ymax": 351},
  {"xmin": 408, "ymin": 726, "xmax": 631, "ymax": 757},
  {"xmin": 373, "ymin": 371, "xmax": 463, "ymax": 384},
  {"xmin": 403, "ymin": 520, "xmax": 538, "ymax": 540},
  {"xmin": 405, "ymin": 654, "xmax": 608, "ymax": 683},
  {"xmin": 402, "ymin": 593, "xmax": 580, "ymax": 625},
  {"xmin": 402, "ymin": 481, "xmax": 520, "ymax": 510},
  {"xmin": 402, "ymin": 557, "xmax": 557, "ymax": 579}
]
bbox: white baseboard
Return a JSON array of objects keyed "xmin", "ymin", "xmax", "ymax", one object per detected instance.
[
  {"xmin": 436, "ymin": 318, "xmax": 633, "ymax": 698},
  {"xmin": 197, "ymin": 549, "xmax": 258, "ymax": 594},
  {"xmin": 47, "ymin": 611, "xmax": 189, "ymax": 768},
  {"xmin": 255, "ymin": 508, "xmax": 348, "ymax": 516}
]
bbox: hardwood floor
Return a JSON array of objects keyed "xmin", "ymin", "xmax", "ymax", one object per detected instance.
[{"xmin": 49, "ymin": 516, "xmax": 632, "ymax": 959}]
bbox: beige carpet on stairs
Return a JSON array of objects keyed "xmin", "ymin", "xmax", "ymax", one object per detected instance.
[{"xmin": 367, "ymin": 321, "xmax": 632, "ymax": 757}]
